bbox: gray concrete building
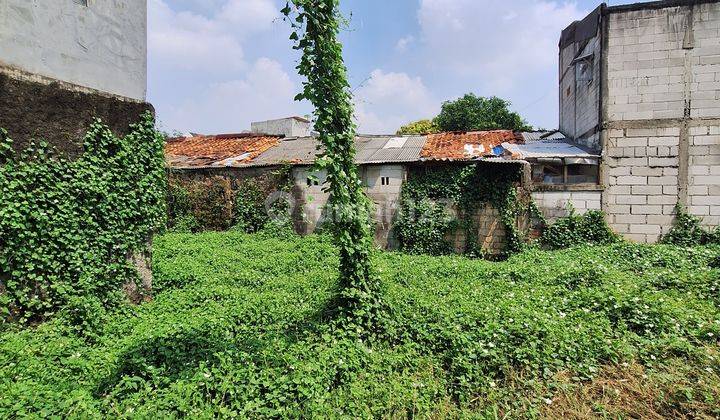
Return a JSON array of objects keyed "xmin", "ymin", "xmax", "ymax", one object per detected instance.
[
  {"xmin": 560, "ymin": 0, "xmax": 720, "ymax": 242},
  {"xmin": 0, "ymin": 0, "xmax": 151, "ymax": 156}
]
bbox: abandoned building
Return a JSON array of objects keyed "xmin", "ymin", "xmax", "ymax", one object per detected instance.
[
  {"xmin": 166, "ymin": 117, "xmax": 598, "ymax": 252},
  {"xmin": 166, "ymin": 0, "xmax": 720, "ymax": 251},
  {"xmin": 0, "ymin": 0, "xmax": 152, "ymax": 156}
]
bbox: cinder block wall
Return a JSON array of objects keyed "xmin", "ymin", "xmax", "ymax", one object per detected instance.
[
  {"xmin": 601, "ymin": 2, "xmax": 720, "ymax": 243},
  {"xmin": 532, "ymin": 191, "xmax": 603, "ymax": 221}
]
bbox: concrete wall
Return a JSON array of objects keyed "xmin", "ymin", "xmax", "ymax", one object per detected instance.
[
  {"xmin": 0, "ymin": 0, "xmax": 147, "ymax": 100},
  {"xmin": 252, "ymin": 118, "xmax": 312, "ymax": 138},
  {"xmin": 292, "ymin": 167, "xmax": 330, "ymax": 234},
  {"xmin": 532, "ymin": 190, "xmax": 603, "ymax": 221},
  {"xmin": 601, "ymin": 2, "xmax": 720, "ymax": 242},
  {"xmin": 364, "ymin": 164, "xmax": 405, "ymax": 248},
  {"xmin": 560, "ymin": 31, "xmax": 602, "ymax": 151}
]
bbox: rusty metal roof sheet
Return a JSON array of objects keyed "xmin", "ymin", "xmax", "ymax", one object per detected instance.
[
  {"xmin": 420, "ymin": 130, "xmax": 522, "ymax": 161},
  {"xmin": 165, "ymin": 134, "xmax": 281, "ymax": 168},
  {"xmin": 503, "ymin": 139, "xmax": 599, "ymax": 162}
]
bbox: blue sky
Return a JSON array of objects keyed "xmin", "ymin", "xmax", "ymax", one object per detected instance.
[{"xmin": 149, "ymin": 0, "xmax": 637, "ymax": 135}]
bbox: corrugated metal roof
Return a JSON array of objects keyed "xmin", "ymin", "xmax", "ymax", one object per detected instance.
[
  {"xmin": 252, "ymin": 136, "xmax": 320, "ymax": 166},
  {"xmin": 166, "ymin": 130, "xmax": 598, "ymax": 170},
  {"xmin": 521, "ymin": 131, "xmax": 567, "ymax": 141},
  {"xmin": 421, "ymin": 130, "xmax": 522, "ymax": 161},
  {"xmin": 503, "ymin": 139, "xmax": 599, "ymax": 160},
  {"xmin": 359, "ymin": 135, "xmax": 426, "ymax": 164}
]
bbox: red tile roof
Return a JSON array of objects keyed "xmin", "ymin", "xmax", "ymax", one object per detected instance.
[
  {"xmin": 420, "ymin": 130, "xmax": 523, "ymax": 160},
  {"xmin": 165, "ymin": 134, "xmax": 281, "ymax": 168}
]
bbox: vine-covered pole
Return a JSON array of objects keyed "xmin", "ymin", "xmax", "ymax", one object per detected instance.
[{"xmin": 282, "ymin": 0, "xmax": 385, "ymax": 334}]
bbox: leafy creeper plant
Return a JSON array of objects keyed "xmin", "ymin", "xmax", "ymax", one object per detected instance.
[{"xmin": 282, "ymin": 0, "xmax": 386, "ymax": 337}]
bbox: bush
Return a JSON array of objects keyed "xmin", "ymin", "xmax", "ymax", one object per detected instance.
[
  {"xmin": 662, "ymin": 204, "xmax": 719, "ymax": 246},
  {"xmin": 0, "ymin": 113, "xmax": 166, "ymax": 326},
  {"xmin": 166, "ymin": 176, "xmax": 233, "ymax": 232},
  {"xmin": 541, "ymin": 209, "xmax": 619, "ymax": 250}
]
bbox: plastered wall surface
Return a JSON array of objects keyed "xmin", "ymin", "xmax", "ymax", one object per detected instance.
[{"xmin": 0, "ymin": 0, "xmax": 147, "ymax": 100}]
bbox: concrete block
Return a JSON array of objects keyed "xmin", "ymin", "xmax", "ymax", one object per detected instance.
[
  {"xmin": 692, "ymin": 196, "xmax": 720, "ymax": 206},
  {"xmin": 632, "ymin": 185, "xmax": 663, "ymax": 194},
  {"xmin": 663, "ymin": 185, "xmax": 678, "ymax": 195},
  {"xmin": 607, "ymin": 204, "xmax": 631, "ymax": 214},
  {"xmin": 648, "ymin": 195, "xmax": 678, "ymax": 205},
  {"xmin": 631, "ymin": 205, "xmax": 663, "ymax": 215},
  {"xmin": 648, "ymin": 136, "xmax": 678, "ymax": 146},
  {"xmin": 689, "ymin": 206, "xmax": 711, "ymax": 216},
  {"xmin": 648, "ymin": 176, "xmax": 677, "ymax": 185},
  {"xmin": 631, "ymin": 167, "xmax": 663, "ymax": 176},
  {"xmin": 647, "ymin": 215, "xmax": 674, "ymax": 225},
  {"xmin": 693, "ymin": 135, "xmax": 720, "ymax": 146},
  {"xmin": 617, "ymin": 175, "xmax": 647, "ymax": 185},
  {"xmin": 630, "ymin": 224, "xmax": 661, "ymax": 234},
  {"xmin": 648, "ymin": 157, "xmax": 679, "ymax": 167},
  {"xmin": 616, "ymin": 194, "xmax": 647, "ymax": 205}
]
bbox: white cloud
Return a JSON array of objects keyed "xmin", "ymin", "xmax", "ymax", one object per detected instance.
[
  {"xmin": 354, "ymin": 70, "xmax": 438, "ymax": 134},
  {"xmin": 161, "ymin": 58, "xmax": 304, "ymax": 134},
  {"xmin": 395, "ymin": 35, "xmax": 415, "ymax": 52},
  {"xmin": 418, "ymin": 0, "xmax": 586, "ymax": 90},
  {"xmin": 218, "ymin": 0, "xmax": 280, "ymax": 34},
  {"xmin": 148, "ymin": 0, "xmax": 246, "ymax": 73},
  {"xmin": 148, "ymin": 0, "xmax": 306, "ymax": 133}
]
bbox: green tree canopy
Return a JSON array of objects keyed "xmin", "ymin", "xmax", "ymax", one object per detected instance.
[
  {"xmin": 396, "ymin": 119, "xmax": 439, "ymax": 135},
  {"xmin": 433, "ymin": 94, "xmax": 532, "ymax": 132}
]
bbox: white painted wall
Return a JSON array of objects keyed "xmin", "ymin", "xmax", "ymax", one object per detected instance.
[{"xmin": 0, "ymin": 0, "xmax": 147, "ymax": 100}]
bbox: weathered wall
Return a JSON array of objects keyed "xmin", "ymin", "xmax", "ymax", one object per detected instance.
[
  {"xmin": 363, "ymin": 164, "xmax": 405, "ymax": 249},
  {"xmin": 251, "ymin": 118, "xmax": 312, "ymax": 138},
  {"xmin": 532, "ymin": 190, "xmax": 603, "ymax": 221},
  {"xmin": 601, "ymin": 1, "xmax": 720, "ymax": 242},
  {"xmin": 0, "ymin": 68, "xmax": 153, "ymax": 158},
  {"xmin": 559, "ymin": 7, "xmax": 603, "ymax": 151},
  {"xmin": 0, "ymin": 0, "xmax": 147, "ymax": 100}
]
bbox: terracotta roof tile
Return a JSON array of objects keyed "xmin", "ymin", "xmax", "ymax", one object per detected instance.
[
  {"xmin": 421, "ymin": 130, "xmax": 523, "ymax": 161},
  {"xmin": 165, "ymin": 134, "xmax": 281, "ymax": 168}
]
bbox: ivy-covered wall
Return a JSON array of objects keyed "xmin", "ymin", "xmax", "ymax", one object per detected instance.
[
  {"xmin": 395, "ymin": 162, "xmax": 536, "ymax": 257},
  {"xmin": 0, "ymin": 113, "xmax": 166, "ymax": 328},
  {"xmin": 167, "ymin": 165, "xmax": 294, "ymax": 234}
]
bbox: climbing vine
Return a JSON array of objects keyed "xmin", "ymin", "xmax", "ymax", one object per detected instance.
[
  {"xmin": 283, "ymin": 0, "xmax": 385, "ymax": 335},
  {"xmin": 395, "ymin": 163, "xmax": 530, "ymax": 257},
  {"xmin": 0, "ymin": 112, "xmax": 166, "ymax": 328}
]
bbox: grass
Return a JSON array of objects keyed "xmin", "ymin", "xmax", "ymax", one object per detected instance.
[{"xmin": 1, "ymin": 231, "xmax": 719, "ymax": 418}]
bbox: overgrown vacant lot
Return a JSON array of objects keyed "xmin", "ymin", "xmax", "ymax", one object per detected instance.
[{"xmin": 2, "ymin": 232, "xmax": 720, "ymax": 418}]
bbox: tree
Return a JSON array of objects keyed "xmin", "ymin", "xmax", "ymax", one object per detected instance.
[
  {"xmin": 396, "ymin": 119, "xmax": 439, "ymax": 135},
  {"xmin": 434, "ymin": 94, "xmax": 532, "ymax": 132},
  {"xmin": 283, "ymin": 0, "xmax": 385, "ymax": 336}
]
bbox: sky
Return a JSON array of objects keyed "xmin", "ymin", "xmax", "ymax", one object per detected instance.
[{"xmin": 148, "ymin": 0, "xmax": 637, "ymax": 135}]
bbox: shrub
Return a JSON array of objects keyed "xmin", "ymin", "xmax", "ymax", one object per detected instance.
[
  {"xmin": 0, "ymin": 113, "xmax": 166, "ymax": 326},
  {"xmin": 541, "ymin": 208, "xmax": 619, "ymax": 250},
  {"xmin": 166, "ymin": 176, "xmax": 233, "ymax": 232},
  {"xmin": 662, "ymin": 204, "xmax": 719, "ymax": 246}
]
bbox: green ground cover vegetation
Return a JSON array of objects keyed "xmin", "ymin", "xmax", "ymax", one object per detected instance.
[{"xmin": 1, "ymin": 231, "xmax": 719, "ymax": 418}]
